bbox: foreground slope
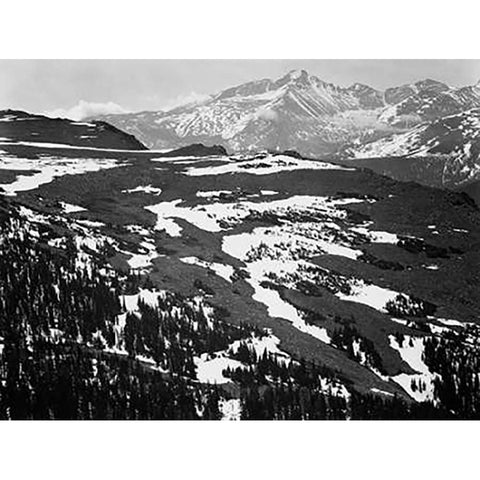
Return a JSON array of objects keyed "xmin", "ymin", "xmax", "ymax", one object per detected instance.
[{"xmin": 1, "ymin": 134, "xmax": 480, "ymax": 418}]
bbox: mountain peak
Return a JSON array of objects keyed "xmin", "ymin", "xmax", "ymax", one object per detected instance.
[
  {"xmin": 286, "ymin": 69, "xmax": 309, "ymax": 80},
  {"xmin": 414, "ymin": 78, "xmax": 449, "ymax": 91},
  {"xmin": 275, "ymin": 69, "xmax": 313, "ymax": 89},
  {"xmin": 348, "ymin": 82, "xmax": 377, "ymax": 92}
]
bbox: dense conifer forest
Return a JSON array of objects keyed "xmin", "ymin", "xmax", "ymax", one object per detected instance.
[{"xmin": 0, "ymin": 197, "xmax": 479, "ymax": 420}]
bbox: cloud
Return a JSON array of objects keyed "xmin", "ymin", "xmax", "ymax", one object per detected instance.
[
  {"xmin": 162, "ymin": 92, "xmax": 211, "ymax": 111},
  {"xmin": 255, "ymin": 107, "xmax": 279, "ymax": 122},
  {"xmin": 45, "ymin": 100, "xmax": 129, "ymax": 121}
]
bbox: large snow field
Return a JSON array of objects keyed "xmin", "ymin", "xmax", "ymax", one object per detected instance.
[
  {"xmin": 0, "ymin": 139, "xmax": 160, "ymax": 153},
  {"xmin": 154, "ymin": 156, "xmax": 233, "ymax": 168},
  {"xmin": 0, "ymin": 155, "xmax": 121, "ymax": 195},
  {"xmin": 150, "ymin": 156, "xmax": 199, "ymax": 162},
  {"xmin": 222, "ymin": 224, "xmax": 359, "ymax": 263},
  {"xmin": 183, "ymin": 154, "xmax": 355, "ymax": 176},
  {"xmin": 144, "ymin": 194, "xmax": 361, "ymax": 238}
]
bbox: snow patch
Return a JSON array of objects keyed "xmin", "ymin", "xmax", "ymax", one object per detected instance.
[
  {"xmin": 196, "ymin": 190, "xmax": 233, "ymax": 198},
  {"xmin": 125, "ymin": 240, "xmax": 162, "ymax": 271},
  {"xmin": 121, "ymin": 288, "xmax": 166, "ymax": 312},
  {"xmin": 194, "ymin": 353, "xmax": 244, "ymax": 384},
  {"xmin": 60, "ymin": 202, "xmax": 87, "ymax": 213},
  {"xmin": 122, "ymin": 185, "xmax": 162, "ymax": 195},
  {"xmin": 219, "ymin": 398, "xmax": 242, "ymax": 420},
  {"xmin": 389, "ymin": 335, "xmax": 438, "ymax": 402},
  {"xmin": 336, "ymin": 281, "xmax": 400, "ymax": 313}
]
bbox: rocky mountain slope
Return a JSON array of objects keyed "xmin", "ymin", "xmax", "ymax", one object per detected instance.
[
  {"xmin": 0, "ymin": 109, "xmax": 147, "ymax": 150},
  {"xmin": 381, "ymin": 79, "xmax": 480, "ymax": 127},
  {"xmin": 93, "ymin": 70, "xmax": 392, "ymax": 154},
  {"xmin": 337, "ymin": 109, "xmax": 480, "ymax": 198},
  {"xmin": 1, "ymin": 121, "xmax": 479, "ymax": 418},
  {"xmin": 94, "ymin": 71, "xmax": 480, "ymax": 158}
]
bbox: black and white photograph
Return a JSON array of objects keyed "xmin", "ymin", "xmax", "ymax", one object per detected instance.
[
  {"xmin": 2, "ymin": 57, "xmax": 479, "ymax": 420},
  {"xmin": 0, "ymin": 0, "xmax": 478, "ymax": 478}
]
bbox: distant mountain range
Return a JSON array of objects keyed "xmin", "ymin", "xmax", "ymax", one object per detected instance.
[
  {"xmin": 93, "ymin": 70, "xmax": 480, "ymax": 157},
  {"xmin": 4, "ymin": 68, "xmax": 480, "ymax": 203},
  {"xmin": 92, "ymin": 69, "xmax": 392, "ymax": 154},
  {"xmin": 336, "ymin": 108, "xmax": 480, "ymax": 207}
]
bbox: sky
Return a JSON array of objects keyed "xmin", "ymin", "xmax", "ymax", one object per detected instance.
[{"xmin": 1, "ymin": 59, "xmax": 479, "ymax": 120}]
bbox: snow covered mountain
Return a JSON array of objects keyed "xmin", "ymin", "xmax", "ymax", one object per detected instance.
[
  {"xmin": 0, "ymin": 109, "xmax": 147, "ymax": 150},
  {"xmin": 340, "ymin": 109, "xmax": 480, "ymax": 192},
  {"xmin": 94, "ymin": 70, "xmax": 392, "ymax": 155},
  {"xmin": 95, "ymin": 71, "xmax": 480, "ymax": 157},
  {"xmin": 381, "ymin": 79, "xmax": 480, "ymax": 127}
]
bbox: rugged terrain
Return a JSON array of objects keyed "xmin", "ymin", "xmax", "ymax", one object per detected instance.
[
  {"xmin": 95, "ymin": 71, "xmax": 480, "ymax": 157},
  {"xmin": 0, "ymin": 110, "xmax": 479, "ymax": 419},
  {"xmin": 339, "ymin": 108, "xmax": 480, "ymax": 199},
  {"xmin": 94, "ymin": 69, "xmax": 391, "ymax": 155},
  {"xmin": 93, "ymin": 71, "xmax": 480, "ymax": 200},
  {"xmin": 0, "ymin": 109, "xmax": 147, "ymax": 150}
]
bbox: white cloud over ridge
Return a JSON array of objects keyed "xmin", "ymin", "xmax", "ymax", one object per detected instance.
[
  {"xmin": 162, "ymin": 92, "xmax": 211, "ymax": 111},
  {"xmin": 255, "ymin": 107, "xmax": 278, "ymax": 122},
  {"xmin": 45, "ymin": 100, "xmax": 129, "ymax": 121}
]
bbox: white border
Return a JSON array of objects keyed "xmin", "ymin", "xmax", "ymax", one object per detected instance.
[
  {"xmin": 0, "ymin": 0, "xmax": 478, "ymax": 58},
  {"xmin": 0, "ymin": 420, "xmax": 477, "ymax": 479},
  {"xmin": 0, "ymin": 0, "xmax": 478, "ymax": 478}
]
